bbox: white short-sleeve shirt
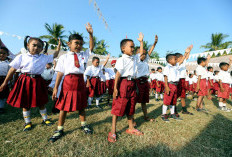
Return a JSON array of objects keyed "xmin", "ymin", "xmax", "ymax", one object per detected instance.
[
  {"xmin": 84, "ymin": 65, "xmax": 104, "ymax": 78},
  {"xmin": 9, "ymin": 52, "xmax": 53, "ymax": 74},
  {"xmin": 0, "ymin": 60, "xmax": 10, "ymax": 76},
  {"xmin": 48, "ymin": 72, "xmax": 64, "ymax": 97},
  {"xmin": 83, "ymin": 49, "xmax": 92, "ymax": 63},
  {"xmin": 207, "ymin": 71, "xmax": 214, "ymax": 81},
  {"xmin": 192, "ymin": 75, "xmax": 198, "ymax": 83},
  {"xmin": 155, "ymin": 72, "xmax": 164, "ymax": 81},
  {"xmin": 105, "ymin": 68, "xmax": 115, "ymax": 80},
  {"xmin": 135, "ymin": 54, "xmax": 150, "ymax": 78},
  {"xmin": 41, "ymin": 68, "xmax": 54, "ymax": 81},
  {"xmin": 218, "ymin": 70, "xmax": 231, "ymax": 84},
  {"xmin": 149, "ymin": 73, "xmax": 156, "ymax": 81},
  {"xmin": 163, "ymin": 63, "xmax": 179, "ymax": 82},
  {"xmin": 177, "ymin": 60, "xmax": 187, "ymax": 79},
  {"xmin": 196, "ymin": 65, "xmax": 208, "ymax": 79}
]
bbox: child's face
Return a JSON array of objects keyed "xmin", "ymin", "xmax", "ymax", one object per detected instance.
[
  {"xmin": 190, "ymin": 75, "xmax": 193, "ymax": 78},
  {"xmin": 158, "ymin": 69, "xmax": 162, "ymax": 73},
  {"xmin": 176, "ymin": 56, "xmax": 183, "ymax": 62},
  {"xmin": 221, "ymin": 65, "xmax": 229, "ymax": 71},
  {"xmin": 112, "ymin": 64, "xmax": 115, "ymax": 68},
  {"xmin": 27, "ymin": 40, "xmax": 43, "ymax": 55},
  {"xmin": 68, "ymin": 39, "xmax": 83, "ymax": 53},
  {"xmin": 46, "ymin": 64, "xmax": 52, "ymax": 69},
  {"xmin": 168, "ymin": 56, "xmax": 177, "ymax": 66},
  {"xmin": 209, "ymin": 68, "xmax": 213, "ymax": 72},
  {"xmin": 122, "ymin": 41, "xmax": 134, "ymax": 56},
  {"xmin": 92, "ymin": 59, "xmax": 100, "ymax": 67},
  {"xmin": 152, "ymin": 70, "xmax": 155, "ymax": 73},
  {"xmin": 140, "ymin": 53, "xmax": 146, "ymax": 61},
  {"xmin": 200, "ymin": 61, "xmax": 206, "ymax": 67},
  {"xmin": 0, "ymin": 49, "xmax": 8, "ymax": 61}
]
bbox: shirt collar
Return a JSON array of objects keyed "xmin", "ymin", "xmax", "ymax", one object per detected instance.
[
  {"xmin": 67, "ymin": 51, "xmax": 83, "ymax": 55},
  {"xmin": 26, "ymin": 51, "xmax": 40, "ymax": 57},
  {"xmin": 122, "ymin": 54, "xmax": 134, "ymax": 59}
]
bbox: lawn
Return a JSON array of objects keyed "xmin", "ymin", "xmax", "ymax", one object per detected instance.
[{"xmin": 0, "ymin": 95, "xmax": 231, "ymax": 157}]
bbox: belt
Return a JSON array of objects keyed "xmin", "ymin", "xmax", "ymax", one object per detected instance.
[
  {"xmin": 92, "ymin": 76, "xmax": 99, "ymax": 79},
  {"xmin": 169, "ymin": 81, "xmax": 178, "ymax": 85},
  {"xmin": 121, "ymin": 77, "xmax": 135, "ymax": 81},
  {"xmin": 137, "ymin": 77, "xmax": 148, "ymax": 83},
  {"xmin": 22, "ymin": 73, "xmax": 41, "ymax": 78}
]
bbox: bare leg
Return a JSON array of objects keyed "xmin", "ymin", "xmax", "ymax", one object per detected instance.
[
  {"xmin": 111, "ymin": 115, "xmax": 117, "ymax": 134},
  {"xmin": 58, "ymin": 111, "xmax": 67, "ymax": 126}
]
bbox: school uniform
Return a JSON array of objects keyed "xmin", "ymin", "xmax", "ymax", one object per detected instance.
[
  {"xmin": 100, "ymin": 73, "xmax": 106, "ymax": 95},
  {"xmin": 163, "ymin": 63, "xmax": 179, "ymax": 106},
  {"xmin": 213, "ymin": 75, "xmax": 220, "ymax": 92},
  {"xmin": 207, "ymin": 71, "xmax": 214, "ymax": 91},
  {"xmin": 135, "ymin": 54, "xmax": 150, "ymax": 103},
  {"xmin": 192, "ymin": 75, "xmax": 198, "ymax": 92},
  {"xmin": 218, "ymin": 70, "xmax": 231, "ymax": 99},
  {"xmin": 196, "ymin": 65, "xmax": 208, "ymax": 96},
  {"xmin": 188, "ymin": 77, "xmax": 195, "ymax": 92},
  {"xmin": 155, "ymin": 72, "xmax": 164, "ymax": 93},
  {"xmin": 7, "ymin": 52, "xmax": 53, "ymax": 108},
  {"xmin": 150, "ymin": 73, "xmax": 157, "ymax": 89},
  {"xmin": 84, "ymin": 65, "xmax": 103, "ymax": 98},
  {"xmin": 55, "ymin": 50, "xmax": 88, "ymax": 112},
  {"xmin": 105, "ymin": 68, "xmax": 115, "ymax": 95},
  {"xmin": 0, "ymin": 60, "xmax": 10, "ymax": 99},
  {"xmin": 41, "ymin": 68, "xmax": 54, "ymax": 87},
  {"xmin": 177, "ymin": 60, "xmax": 187, "ymax": 98},
  {"xmin": 111, "ymin": 54, "xmax": 137, "ymax": 117},
  {"xmin": 185, "ymin": 76, "xmax": 190, "ymax": 91}
]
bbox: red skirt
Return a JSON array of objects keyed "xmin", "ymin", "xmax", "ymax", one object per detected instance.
[
  {"xmin": 163, "ymin": 83, "xmax": 178, "ymax": 106},
  {"xmin": 88, "ymin": 77, "xmax": 101, "ymax": 97},
  {"xmin": 56, "ymin": 74, "xmax": 87, "ymax": 112},
  {"xmin": 177, "ymin": 78, "xmax": 186, "ymax": 98},
  {"xmin": 185, "ymin": 81, "xmax": 189, "ymax": 91},
  {"xmin": 101, "ymin": 81, "xmax": 106, "ymax": 95},
  {"xmin": 111, "ymin": 79, "xmax": 137, "ymax": 117},
  {"xmin": 218, "ymin": 83, "xmax": 230, "ymax": 99},
  {"xmin": 198, "ymin": 79, "xmax": 208, "ymax": 96},
  {"xmin": 214, "ymin": 82, "xmax": 220, "ymax": 91},
  {"xmin": 106, "ymin": 79, "xmax": 114, "ymax": 95},
  {"xmin": 189, "ymin": 84, "xmax": 194, "ymax": 92},
  {"xmin": 136, "ymin": 77, "xmax": 149, "ymax": 103},
  {"xmin": 151, "ymin": 80, "xmax": 156, "ymax": 89},
  {"xmin": 207, "ymin": 79, "xmax": 214, "ymax": 90},
  {"xmin": 7, "ymin": 74, "xmax": 48, "ymax": 108},
  {"xmin": 156, "ymin": 81, "xmax": 164, "ymax": 93},
  {"xmin": 0, "ymin": 77, "xmax": 9, "ymax": 99}
]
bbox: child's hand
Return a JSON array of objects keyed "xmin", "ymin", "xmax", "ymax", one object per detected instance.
[
  {"xmin": 185, "ymin": 45, "xmax": 193, "ymax": 53},
  {"xmin": 0, "ymin": 83, "xmax": 7, "ymax": 92},
  {"xmin": 137, "ymin": 32, "xmax": 144, "ymax": 42},
  {"xmin": 86, "ymin": 22, "xmax": 93, "ymax": 34},
  {"xmin": 229, "ymin": 56, "xmax": 232, "ymax": 61},
  {"xmin": 106, "ymin": 53, "xmax": 110, "ymax": 59},
  {"xmin": 86, "ymin": 82, "xmax": 90, "ymax": 88},
  {"xmin": 165, "ymin": 86, "xmax": 170, "ymax": 95},
  {"xmin": 52, "ymin": 88, "xmax": 58, "ymax": 101},
  {"xmin": 207, "ymin": 54, "xmax": 211, "ymax": 60},
  {"xmin": 154, "ymin": 35, "xmax": 158, "ymax": 44},
  {"xmin": 113, "ymin": 88, "xmax": 118, "ymax": 99}
]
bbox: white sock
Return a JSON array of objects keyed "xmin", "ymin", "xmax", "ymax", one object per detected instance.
[
  {"xmin": 160, "ymin": 94, "xmax": 163, "ymax": 99},
  {"xmin": 23, "ymin": 111, "xmax": 31, "ymax": 123},
  {"xmin": 156, "ymin": 93, "xmax": 159, "ymax": 99},
  {"xmin": 219, "ymin": 102, "xmax": 224, "ymax": 107},
  {"xmin": 96, "ymin": 97, "xmax": 100, "ymax": 106},
  {"xmin": 39, "ymin": 108, "xmax": 48, "ymax": 121},
  {"xmin": 162, "ymin": 105, "xmax": 168, "ymax": 115},
  {"xmin": 0, "ymin": 99, "xmax": 5, "ymax": 108},
  {"xmin": 170, "ymin": 105, "xmax": 175, "ymax": 114},
  {"xmin": 88, "ymin": 97, "xmax": 93, "ymax": 106}
]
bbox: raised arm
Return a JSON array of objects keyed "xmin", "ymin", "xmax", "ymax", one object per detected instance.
[
  {"xmin": 178, "ymin": 44, "xmax": 193, "ymax": 65},
  {"xmin": 148, "ymin": 35, "xmax": 158, "ymax": 56},
  {"xmin": 137, "ymin": 32, "xmax": 144, "ymax": 56},
  {"xmin": 103, "ymin": 54, "xmax": 110, "ymax": 67},
  {"xmin": 53, "ymin": 38, "xmax": 61, "ymax": 59},
  {"xmin": 86, "ymin": 22, "xmax": 94, "ymax": 52},
  {"xmin": 205, "ymin": 54, "xmax": 211, "ymax": 66}
]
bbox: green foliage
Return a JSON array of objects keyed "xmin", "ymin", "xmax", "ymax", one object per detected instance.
[{"xmin": 93, "ymin": 36, "xmax": 109, "ymax": 55}]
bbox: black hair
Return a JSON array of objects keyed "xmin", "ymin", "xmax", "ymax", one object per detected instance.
[
  {"xmin": 92, "ymin": 56, "xmax": 100, "ymax": 62},
  {"xmin": 166, "ymin": 54, "xmax": 175, "ymax": 62},
  {"xmin": 230, "ymin": 71, "xmax": 232, "ymax": 76},
  {"xmin": 68, "ymin": 34, "xmax": 83, "ymax": 42},
  {"xmin": 219, "ymin": 62, "xmax": 229, "ymax": 69},
  {"xmin": 120, "ymin": 39, "xmax": 133, "ymax": 53},
  {"xmin": 214, "ymin": 70, "xmax": 219, "ymax": 75},
  {"xmin": 174, "ymin": 53, "xmax": 183, "ymax": 58},
  {"xmin": 207, "ymin": 66, "xmax": 213, "ymax": 71},
  {"xmin": 151, "ymin": 68, "xmax": 155, "ymax": 71},
  {"xmin": 194, "ymin": 70, "xmax": 196, "ymax": 74},
  {"xmin": 197, "ymin": 57, "xmax": 206, "ymax": 64},
  {"xmin": 0, "ymin": 47, "xmax": 9, "ymax": 56},
  {"xmin": 157, "ymin": 67, "xmax": 162, "ymax": 71},
  {"xmin": 24, "ymin": 36, "xmax": 48, "ymax": 54},
  {"xmin": 189, "ymin": 73, "xmax": 193, "ymax": 77},
  {"xmin": 47, "ymin": 63, "xmax": 53, "ymax": 66}
]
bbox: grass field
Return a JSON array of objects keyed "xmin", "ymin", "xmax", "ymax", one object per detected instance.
[{"xmin": 0, "ymin": 95, "xmax": 232, "ymax": 157}]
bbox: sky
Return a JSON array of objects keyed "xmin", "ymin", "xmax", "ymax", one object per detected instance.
[{"xmin": 0, "ymin": 0, "xmax": 232, "ymax": 58}]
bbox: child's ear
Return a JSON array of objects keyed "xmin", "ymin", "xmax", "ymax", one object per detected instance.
[
  {"xmin": 27, "ymin": 43, "xmax": 30, "ymax": 50},
  {"xmin": 67, "ymin": 41, "xmax": 71, "ymax": 47}
]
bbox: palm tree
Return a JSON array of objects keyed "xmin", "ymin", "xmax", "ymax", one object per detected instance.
[
  {"xmin": 40, "ymin": 23, "xmax": 67, "ymax": 49},
  {"xmin": 94, "ymin": 39, "xmax": 109, "ymax": 55},
  {"xmin": 201, "ymin": 33, "xmax": 232, "ymax": 51}
]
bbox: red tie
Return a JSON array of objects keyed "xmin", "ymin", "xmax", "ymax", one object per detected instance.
[{"xmin": 74, "ymin": 53, "xmax": 80, "ymax": 68}]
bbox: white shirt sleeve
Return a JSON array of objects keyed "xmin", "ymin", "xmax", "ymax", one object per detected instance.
[
  {"xmin": 9, "ymin": 54, "xmax": 23, "ymax": 69},
  {"xmin": 84, "ymin": 66, "xmax": 92, "ymax": 77},
  {"xmin": 55, "ymin": 55, "xmax": 65, "ymax": 74},
  {"xmin": 163, "ymin": 66, "xmax": 169, "ymax": 76},
  {"xmin": 115, "ymin": 58, "xmax": 124, "ymax": 75}
]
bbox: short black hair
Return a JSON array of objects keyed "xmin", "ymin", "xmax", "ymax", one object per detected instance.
[
  {"xmin": 47, "ymin": 63, "xmax": 53, "ymax": 66},
  {"xmin": 214, "ymin": 70, "xmax": 219, "ymax": 75},
  {"xmin": 219, "ymin": 62, "xmax": 229, "ymax": 69},
  {"xmin": 197, "ymin": 57, "xmax": 206, "ymax": 64},
  {"xmin": 207, "ymin": 66, "xmax": 213, "ymax": 71},
  {"xmin": 230, "ymin": 71, "xmax": 232, "ymax": 76},
  {"xmin": 189, "ymin": 73, "xmax": 193, "ymax": 77},
  {"xmin": 174, "ymin": 53, "xmax": 183, "ymax": 58},
  {"xmin": 69, "ymin": 34, "xmax": 83, "ymax": 42},
  {"xmin": 92, "ymin": 56, "xmax": 100, "ymax": 62},
  {"xmin": 0, "ymin": 47, "xmax": 9, "ymax": 55},
  {"xmin": 157, "ymin": 67, "xmax": 162, "ymax": 71},
  {"xmin": 166, "ymin": 54, "xmax": 175, "ymax": 62},
  {"xmin": 151, "ymin": 68, "xmax": 155, "ymax": 71},
  {"xmin": 120, "ymin": 39, "xmax": 133, "ymax": 53}
]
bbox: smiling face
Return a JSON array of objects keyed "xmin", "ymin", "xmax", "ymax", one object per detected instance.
[
  {"xmin": 122, "ymin": 41, "xmax": 135, "ymax": 56},
  {"xmin": 168, "ymin": 56, "xmax": 177, "ymax": 66},
  {"xmin": 0, "ymin": 49, "xmax": 8, "ymax": 61},
  {"xmin": 68, "ymin": 39, "xmax": 83, "ymax": 53},
  {"xmin": 27, "ymin": 40, "xmax": 43, "ymax": 55},
  {"xmin": 92, "ymin": 58, "xmax": 100, "ymax": 67}
]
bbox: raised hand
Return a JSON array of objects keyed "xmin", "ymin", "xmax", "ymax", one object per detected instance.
[
  {"xmin": 85, "ymin": 22, "xmax": 93, "ymax": 34},
  {"xmin": 154, "ymin": 35, "xmax": 158, "ymax": 44},
  {"xmin": 137, "ymin": 32, "xmax": 144, "ymax": 42},
  {"xmin": 207, "ymin": 54, "xmax": 211, "ymax": 60},
  {"xmin": 113, "ymin": 88, "xmax": 118, "ymax": 99},
  {"xmin": 185, "ymin": 44, "xmax": 193, "ymax": 53}
]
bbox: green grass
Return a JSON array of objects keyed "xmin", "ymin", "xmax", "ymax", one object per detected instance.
[{"xmin": 0, "ymin": 95, "xmax": 232, "ymax": 157}]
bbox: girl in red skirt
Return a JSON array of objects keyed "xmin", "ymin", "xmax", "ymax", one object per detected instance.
[
  {"xmin": 0, "ymin": 47, "xmax": 10, "ymax": 114},
  {"xmin": 85, "ymin": 55, "xmax": 110, "ymax": 109},
  {"xmin": 155, "ymin": 67, "xmax": 164, "ymax": 101},
  {"xmin": 100, "ymin": 69, "xmax": 107, "ymax": 99},
  {"xmin": 0, "ymin": 36, "xmax": 61, "ymax": 131}
]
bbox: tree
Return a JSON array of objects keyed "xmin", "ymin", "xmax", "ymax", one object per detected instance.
[
  {"xmin": 94, "ymin": 39, "xmax": 109, "ymax": 55},
  {"xmin": 40, "ymin": 23, "xmax": 67, "ymax": 49},
  {"xmin": 200, "ymin": 33, "xmax": 232, "ymax": 51}
]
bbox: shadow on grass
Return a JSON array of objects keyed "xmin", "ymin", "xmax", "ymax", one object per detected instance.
[{"xmin": 116, "ymin": 114, "xmax": 232, "ymax": 157}]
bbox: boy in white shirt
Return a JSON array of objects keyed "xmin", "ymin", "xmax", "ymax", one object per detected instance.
[
  {"xmin": 207, "ymin": 66, "xmax": 214, "ymax": 99},
  {"xmin": 150, "ymin": 69, "xmax": 157, "ymax": 95},
  {"xmin": 105, "ymin": 60, "xmax": 116, "ymax": 104},
  {"xmin": 155, "ymin": 67, "xmax": 164, "ymax": 101},
  {"xmin": 42, "ymin": 63, "xmax": 54, "ymax": 87}
]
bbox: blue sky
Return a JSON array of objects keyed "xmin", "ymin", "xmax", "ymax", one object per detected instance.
[{"xmin": 0, "ymin": 0, "xmax": 232, "ymax": 58}]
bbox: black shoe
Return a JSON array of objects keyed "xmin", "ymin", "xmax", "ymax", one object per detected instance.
[
  {"xmin": 49, "ymin": 130, "xmax": 64, "ymax": 143},
  {"xmin": 182, "ymin": 111, "xmax": 194, "ymax": 115},
  {"xmin": 196, "ymin": 108, "xmax": 202, "ymax": 112},
  {"xmin": 42, "ymin": 119, "xmax": 53, "ymax": 126},
  {"xmin": 156, "ymin": 99, "xmax": 159, "ymax": 101},
  {"xmin": 81, "ymin": 125, "xmax": 93, "ymax": 134},
  {"xmin": 0, "ymin": 108, "xmax": 5, "ymax": 114},
  {"xmin": 170, "ymin": 114, "xmax": 182, "ymax": 120},
  {"xmin": 161, "ymin": 114, "xmax": 169, "ymax": 122},
  {"xmin": 23, "ymin": 122, "xmax": 32, "ymax": 131}
]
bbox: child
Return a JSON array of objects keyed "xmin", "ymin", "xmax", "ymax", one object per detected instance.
[
  {"xmin": 108, "ymin": 38, "xmax": 144, "ymax": 143},
  {"xmin": 195, "ymin": 55, "xmax": 211, "ymax": 111},
  {"xmin": 100, "ymin": 69, "xmax": 107, "ymax": 98},
  {"xmin": 213, "ymin": 70, "xmax": 220, "ymax": 96},
  {"xmin": 0, "ymin": 36, "xmax": 61, "ymax": 131},
  {"xmin": 161, "ymin": 45, "xmax": 193, "ymax": 122},
  {"xmin": 218, "ymin": 59, "xmax": 232, "ymax": 112},
  {"xmin": 0, "ymin": 47, "xmax": 10, "ymax": 113},
  {"xmin": 135, "ymin": 33, "xmax": 158, "ymax": 121},
  {"xmin": 85, "ymin": 54, "xmax": 110, "ymax": 109},
  {"xmin": 49, "ymin": 23, "xmax": 94, "ymax": 142},
  {"xmin": 155, "ymin": 67, "xmax": 164, "ymax": 101},
  {"xmin": 41, "ymin": 63, "xmax": 54, "ymax": 87},
  {"xmin": 188, "ymin": 73, "xmax": 195, "ymax": 97},
  {"xmin": 207, "ymin": 66, "xmax": 214, "ymax": 99},
  {"xmin": 150, "ymin": 69, "xmax": 157, "ymax": 95},
  {"xmin": 175, "ymin": 52, "xmax": 193, "ymax": 115}
]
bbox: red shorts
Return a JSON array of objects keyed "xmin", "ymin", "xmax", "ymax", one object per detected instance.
[
  {"xmin": 7, "ymin": 74, "xmax": 48, "ymax": 108},
  {"xmin": 56, "ymin": 74, "xmax": 87, "ymax": 112},
  {"xmin": 198, "ymin": 79, "xmax": 208, "ymax": 96},
  {"xmin": 111, "ymin": 79, "xmax": 137, "ymax": 117},
  {"xmin": 136, "ymin": 77, "xmax": 149, "ymax": 103},
  {"xmin": 214, "ymin": 82, "xmax": 220, "ymax": 91},
  {"xmin": 0, "ymin": 76, "xmax": 9, "ymax": 99},
  {"xmin": 218, "ymin": 83, "xmax": 230, "ymax": 99},
  {"xmin": 106, "ymin": 79, "xmax": 114, "ymax": 95},
  {"xmin": 151, "ymin": 80, "xmax": 156, "ymax": 89},
  {"xmin": 156, "ymin": 81, "xmax": 164, "ymax": 93},
  {"xmin": 207, "ymin": 79, "xmax": 214, "ymax": 90},
  {"xmin": 88, "ymin": 77, "xmax": 101, "ymax": 97},
  {"xmin": 189, "ymin": 84, "xmax": 194, "ymax": 92},
  {"xmin": 163, "ymin": 83, "xmax": 178, "ymax": 106},
  {"xmin": 177, "ymin": 78, "xmax": 186, "ymax": 98},
  {"xmin": 185, "ymin": 81, "xmax": 189, "ymax": 91},
  {"xmin": 101, "ymin": 81, "xmax": 106, "ymax": 95}
]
